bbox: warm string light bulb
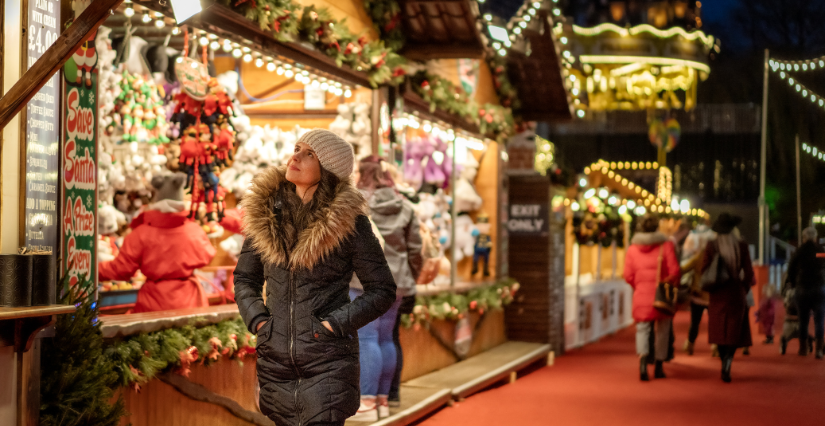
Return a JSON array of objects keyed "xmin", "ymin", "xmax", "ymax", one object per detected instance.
[
  {"xmin": 124, "ymin": 7, "xmax": 135, "ymax": 17},
  {"xmin": 142, "ymin": 13, "xmax": 152, "ymax": 23}
]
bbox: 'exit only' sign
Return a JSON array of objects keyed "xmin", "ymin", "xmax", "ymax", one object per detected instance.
[{"xmin": 508, "ymin": 204, "xmax": 547, "ymax": 235}]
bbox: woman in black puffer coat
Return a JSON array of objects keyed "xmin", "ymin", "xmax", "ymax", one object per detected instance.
[{"xmin": 234, "ymin": 129, "xmax": 397, "ymax": 426}]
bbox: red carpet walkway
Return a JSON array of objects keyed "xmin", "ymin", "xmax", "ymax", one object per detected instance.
[{"xmin": 419, "ymin": 314, "xmax": 825, "ymax": 426}]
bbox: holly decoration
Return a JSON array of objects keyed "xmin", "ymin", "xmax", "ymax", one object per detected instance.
[{"xmin": 363, "ymin": 0, "xmax": 404, "ymax": 51}]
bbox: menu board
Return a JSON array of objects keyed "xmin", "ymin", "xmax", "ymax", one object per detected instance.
[
  {"xmin": 60, "ymin": 17, "xmax": 99, "ymax": 286},
  {"xmin": 24, "ymin": 0, "xmax": 61, "ymax": 253}
]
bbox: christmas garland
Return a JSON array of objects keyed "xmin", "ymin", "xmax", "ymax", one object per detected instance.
[
  {"xmin": 412, "ymin": 72, "xmax": 515, "ymax": 143},
  {"xmin": 220, "ymin": 0, "xmax": 406, "ymax": 87},
  {"xmin": 363, "ymin": 0, "xmax": 405, "ymax": 51},
  {"xmin": 401, "ymin": 279, "xmax": 519, "ymax": 328},
  {"xmin": 104, "ymin": 317, "xmax": 257, "ymax": 390}
]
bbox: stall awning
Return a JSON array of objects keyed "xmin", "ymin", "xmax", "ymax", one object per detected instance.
[
  {"xmin": 398, "ymin": 0, "xmax": 486, "ymax": 60},
  {"xmin": 507, "ymin": 11, "xmax": 572, "ymax": 122}
]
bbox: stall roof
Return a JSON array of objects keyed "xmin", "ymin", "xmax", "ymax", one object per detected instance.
[
  {"xmin": 507, "ymin": 11, "xmax": 573, "ymax": 122},
  {"xmin": 399, "ymin": 0, "xmax": 487, "ymax": 60}
]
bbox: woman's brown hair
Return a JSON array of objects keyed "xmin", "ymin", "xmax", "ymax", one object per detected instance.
[{"xmin": 637, "ymin": 214, "xmax": 660, "ymax": 233}]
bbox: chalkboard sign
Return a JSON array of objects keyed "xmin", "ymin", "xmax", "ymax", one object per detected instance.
[{"xmin": 24, "ymin": 0, "xmax": 61, "ymax": 253}]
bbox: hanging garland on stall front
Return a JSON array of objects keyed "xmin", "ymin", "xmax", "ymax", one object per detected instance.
[
  {"xmin": 401, "ymin": 280, "xmax": 520, "ymax": 328},
  {"xmin": 105, "ymin": 317, "xmax": 256, "ymax": 390}
]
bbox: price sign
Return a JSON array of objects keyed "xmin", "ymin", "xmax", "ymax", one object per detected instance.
[{"xmin": 24, "ymin": 0, "xmax": 61, "ymax": 254}]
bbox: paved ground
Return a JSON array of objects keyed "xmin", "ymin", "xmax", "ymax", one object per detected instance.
[{"xmin": 419, "ymin": 313, "xmax": 824, "ymax": 426}]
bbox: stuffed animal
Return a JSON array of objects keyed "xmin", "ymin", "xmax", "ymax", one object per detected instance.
[
  {"xmin": 471, "ymin": 214, "xmax": 493, "ymax": 277},
  {"xmin": 455, "ymin": 154, "xmax": 482, "ymax": 213},
  {"xmin": 453, "ymin": 214, "xmax": 478, "ymax": 262}
]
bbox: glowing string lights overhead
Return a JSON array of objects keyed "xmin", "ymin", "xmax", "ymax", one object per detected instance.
[
  {"xmin": 769, "ymin": 65, "xmax": 825, "ymax": 111},
  {"xmin": 770, "ymin": 57, "xmax": 825, "ymax": 73}
]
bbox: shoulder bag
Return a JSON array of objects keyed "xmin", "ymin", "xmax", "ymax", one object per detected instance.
[
  {"xmin": 701, "ymin": 242, "xmax": 730, "ymax": 292},
  {"xmin": 653, "ymin": 245, "xmax": 678, "ymax": 315}
]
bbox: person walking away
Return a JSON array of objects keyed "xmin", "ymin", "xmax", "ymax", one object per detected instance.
[
  {"xmin": 350, "ymin": 156, "xmax": 423, "ymax": 420},
  {"xmin": 624, "ymin": 214, "xmax": 681, "ymax": 381},
  {"xmin": 780, "ymin": 272, "xmax": 815, "ymax": 355},
  {"xmin": 701, "ymin": 213, "xmax": 754, "ymax": 382},
  {"xmin": 786, "ymin": 226, "xmax": 825, "ymax": 358},
  {"xmin": 755, "ymin": 284, "xmax": 778, "ymax": 344},
  {"xmin": 680, "ymin": 225, "xmax": 713, "ymax": 355},
  {"xmin": 234, "ymin": 129, "xmax": 397, "ymax": 426}
]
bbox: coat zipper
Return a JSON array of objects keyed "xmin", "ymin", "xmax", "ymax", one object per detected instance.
[{"xmin": 288, "ymin": 270, "xmax": 303, "ymax": 426}]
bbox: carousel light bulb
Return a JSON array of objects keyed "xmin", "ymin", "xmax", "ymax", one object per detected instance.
[
  {"xmin": 803, "ymin": 89, "xmax": 808, "ymax": 97},
  {"xmin": 243, "ymin": 53, "xmax": 253, "ymax": 63},
  {"xmin": 232, "ymin": 48, "xmax": 242, "ymax": 58},
  {"xmin": 255, "ymin": 57, "xmax": 264, "ymax": 68},
  {"xmin": 285, "ymin": 69, "xmax": 294, "ymax": 78},
  {"xmin": 608, "ymin": 196, "xmax": 618, "ymax": 206},
  {"xmin": 344, "ymin": 89, "xmax": 352, "ymax": 98},
  {"xmin": 560, "ymin": 36, "xmax": 568, "ymax": 44},
  {"xmin": 124, "ymin": 7, "xmax": 135, "ymax": 17},
  {"xmin": 513, "ymin": 27, "xmax": 521, "ymax": 34},
  {"xmin": 311, "ymin": 79, "xmax": 320, "ymax": 88},
  {"xmin": 794, "ymin": 64, "xmax": 799, "ymax": 71},
  {"xmin": 524, "ymin": 14, "xmax": 531, "ymax": 22},
  {"xmin": 680, "ymin": 199, "xmax": 690, "ymax": 213},
  {"xmin": 553, "ymin": 8, "xmax": 561, "ymax": 16},
  {"xmin": 780, "ymin": 71, "xmax": 786, "ymax": 79},
  {"xmin": 493, "ymin": 42, "xmax": 501, "ymax": 50},
  {"xmin": 803, "ymin": 63, "xmax": 808, "ymax": 71},
  {"xmin": 635, "ymin": 206, "xmax": 646, "ymax": 216},
  {"xmin": 142, "ymin": 12, "xmax": 152, "ymax": 23},
  {"xmin": 533, "ymin": 1, "xmax": 541, "ymax": 7},
  {"xmin": 199, "ymin": 36, "xmax": 209, "ymax": 46},
  {"xmin": 484, "ymin": 13, "xmax": 493, "ymax": 21},
  {"xmin": 520, "ymin": 21, "xmax": 528, "ymax": 28},
  {"xmin": 618, "ymin": 205, "xmax": 627, "ymax": 215},
  {"xmin": 267, "ymin": 62, "xmax": 276, "ymax": 72},
  {"xmin": 598, "ymin": 188, "xmax": 609, "ymax": 199},
  {"xmin": 576, "ymin": 109, "xmax": 585, "ymax": 118},
  {"xmin": 210, "ymin": 40, "xmax": 220, "ymax": 50}
]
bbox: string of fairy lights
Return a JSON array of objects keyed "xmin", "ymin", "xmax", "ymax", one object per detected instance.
[
  {"xmin": 121, "ymin": 0, "xmax": 357, "ymax": 97},
  {"xmin": 769, "ymin": 59, "xmax": 825, "ymax": 111}
]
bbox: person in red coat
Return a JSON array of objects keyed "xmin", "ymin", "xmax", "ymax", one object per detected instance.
[
  {"xmin": 701, "ymin": 213, "xmax": 754, "ymax": 382},
  {"xmin": 99, "ymin": 173, "xmax": 216, "ymax": 313},
  {"xmin": 624, "ymin": 214, "xmax": 681, "ymax": 381}
]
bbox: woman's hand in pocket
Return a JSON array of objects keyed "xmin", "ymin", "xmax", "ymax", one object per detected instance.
[{"xmin": 321, "ymin": 320, "xmax": 334, "ymax": 333}]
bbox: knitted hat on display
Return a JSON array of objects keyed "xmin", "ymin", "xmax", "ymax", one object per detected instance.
[{"xmin": 299, "ymin": 129, "xmax": 354, "ymax": 180}]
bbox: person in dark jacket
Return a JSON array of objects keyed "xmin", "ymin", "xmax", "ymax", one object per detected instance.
[
  {"xmin": 349, "ymin": 156, "xmax": 423, "ymax": 420},
  {"xmin": 234, "ymin": 129, "xmax": 397, "ymax": 426},
  {"xmin": 701, "ymin": 213, "xmax": 754, "ymax": 382},
  {"xmin": 786, "ymin": 226, "xmax": 825, "ymax": 358}
]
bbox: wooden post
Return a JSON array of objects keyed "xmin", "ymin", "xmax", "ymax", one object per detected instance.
[{"xmin": 0, "ymin": 0, "xmax": 123, "ymax": 131}]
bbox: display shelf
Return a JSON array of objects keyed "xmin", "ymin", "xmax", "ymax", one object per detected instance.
[
  {"xmin": 401, "ymin": 84, "xmax": 483, "ymax": 138},
  {"xmin": 100, "ymin": 304, "xmax": 240, "ymax": 339},
  {"xmin": 416, "ymin": 279, "xmax": 497, "ymax": 297},
  {"xmin": 0, "ymin": 305, "xmax": 75, "ymax": 321}
]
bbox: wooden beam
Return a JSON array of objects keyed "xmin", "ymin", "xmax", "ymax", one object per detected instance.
[
  {"xmin": 0, "ymin": 0, "xmax": 122, "ymax": 131},
  {"xmin": 402, "ymin": 43, "xmax": 485, "ymax": 60}
]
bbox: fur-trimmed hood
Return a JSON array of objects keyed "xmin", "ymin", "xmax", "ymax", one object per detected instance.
[
  {"xmin": 241, "ymin": 166, "xmax": 367, "ymax": 270},
  {"xmin": 630, "ymin": 231, "xmax": 668, "ymax": 249}
]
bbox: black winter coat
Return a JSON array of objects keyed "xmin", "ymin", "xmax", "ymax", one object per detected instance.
[
  {"xmin": 234, "ymin": 167, "xmax": 397, "ymax": 426},
  {"xmin": 787, "ymin": 240, "xmax": 825, "ymax": 298}
]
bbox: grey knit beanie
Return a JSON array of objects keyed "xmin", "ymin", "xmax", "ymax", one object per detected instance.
[{"xmin": 298, "ymin": 129, "xmax": 354, "ymax": 180}]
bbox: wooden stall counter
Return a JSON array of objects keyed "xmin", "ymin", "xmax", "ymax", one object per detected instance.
[{"xmin": 100, "ymin": 304, "xmax": 241, "ymax": 339}]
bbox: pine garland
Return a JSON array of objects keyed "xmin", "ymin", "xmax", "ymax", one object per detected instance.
[
  {"xmin": 363, "ymin": 0, "xmax": 404, "ymax": 51},
  {"xmin": 40, "ymin": 274, "xmax": 127, "ymax": 426},
  {"xmin": 401, "ymin": 279, "xmax": 520, "ymax": 328},
  {"xmin": 104, "ymin": 318, "xmax": 257, "ymax": 390}
]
